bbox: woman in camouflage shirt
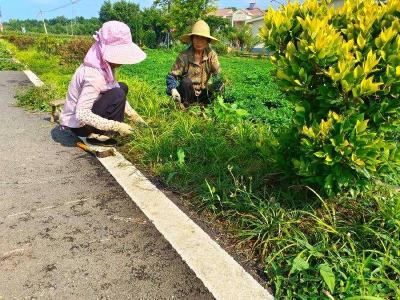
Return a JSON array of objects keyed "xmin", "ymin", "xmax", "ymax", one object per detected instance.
[{"xmin": 166, "ymin": 20, "xmax": 223, "ymax": 108}]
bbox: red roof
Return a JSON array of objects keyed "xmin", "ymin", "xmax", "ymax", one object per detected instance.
[
  {"xmin": 245, "ymin": 8, "xmax": 264, "ymax": 17},
  {"xmin": 209, "ymin": 8, "xmax": 234, "ymax": 18},
  {"xmin": 209, "ymin": 7, "xmax": 264, "ymax": 19}
]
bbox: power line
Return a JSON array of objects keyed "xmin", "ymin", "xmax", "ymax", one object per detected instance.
[
  {"xmin": 43, "ymin": 0, "xmax": 82, "ymax": 13},
  {"xmin": 37, "ymin": 0, "xmax": 82, "ymax": 35},
  {"xmin": 270, "ymin": 0, "xmax": 285, "ymax": 7}
]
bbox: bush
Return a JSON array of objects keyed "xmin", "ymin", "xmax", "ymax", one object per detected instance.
[
  {"xmin": 3, "ymin": 34, "xmax": 36, "ymax": 50},
  {"xmin": 36, "ymin": 35, "xmax": 65, "ymax": 57},
  {"xmin": 211, "ymin": 32, "xmax": 229, "ymax": 55},
  {"xmin": 142, "ymin": 30, "xmax": 157, "ymax": 48},
  {"xmin": 261, "ymin": 0, "xmax": 400, "ymax": 195},
  {"xmin": 57, "ymin": 37, "xmax": 93, "ymax": 65},
  {"xmin": 229, "ymin": 24, "xmax": 259, "ymax": 52},
  {"xmin": 293, "ymin": 111, "xmax": 398, "ymax": 195}
]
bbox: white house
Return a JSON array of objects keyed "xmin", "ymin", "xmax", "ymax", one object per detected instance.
[
  {"xmin": 245, "ymin": 16, "xmax": 265, "ymax": 52},
  {"xmin": 245, "ymin": 15, "xmax": 264, "ymax": 38},
  {"xmin": 209, "ymin": 1, "xmax": 264, "ymax": 27}
]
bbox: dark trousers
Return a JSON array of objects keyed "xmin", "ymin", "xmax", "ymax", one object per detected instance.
[
  {"xmin": 71, "ymin": 82, "xmax": 128, "ymax": 137},
  {"xmin": 177, "ymin": 78, "xmax": 210, "ymax": 107}
]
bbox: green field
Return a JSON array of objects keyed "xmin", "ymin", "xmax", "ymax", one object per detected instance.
[
  {"xmin": 2, "ymin": 35, "xmax": 399, "ymax": 299},
  {"xmin": 120, "ymin": 49, "xmax": 293, "ymax": 128}
]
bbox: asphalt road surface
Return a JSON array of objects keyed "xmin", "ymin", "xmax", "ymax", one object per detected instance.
[{"xmin": 0, "ymin": 71, "xmax": 214, "ymax": 300}]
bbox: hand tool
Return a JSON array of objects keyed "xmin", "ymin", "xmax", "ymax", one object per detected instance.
[{"xmin": 76, "ymin": 142, "xmax": 116, "ymax": 158}]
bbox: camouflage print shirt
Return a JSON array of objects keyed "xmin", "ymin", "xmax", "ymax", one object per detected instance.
[{"xmin": 166, "ymin": 46, "xmax": 221, "ymax": 94}]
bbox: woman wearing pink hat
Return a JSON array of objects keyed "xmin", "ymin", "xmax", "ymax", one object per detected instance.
[{"xmin": 61, "ymin": 21, "xmax": 147, "ymax": 144}]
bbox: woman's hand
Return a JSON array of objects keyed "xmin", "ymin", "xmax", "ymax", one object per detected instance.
[
  {"xmin": 129, "ymin": 114, "xmax": 148, "ymax": 128},
  {"xmin": 116, "ymin": 122, "xmax": 133, "ymax": 136},
  {"xmin": 171, "ymin": 88, "xmax": 186, "ymax": 110},
  {"xmin": 171, "ymin": 89, "xmax": 181, "ymax": 102}
]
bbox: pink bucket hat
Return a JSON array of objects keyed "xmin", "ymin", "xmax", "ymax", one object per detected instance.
[
  {"xmin": 98, "ymin": 21, "xmax": 146, "ymax": 64},
  {"xmin": 84, "ymin": 21, "xmax": 146, "ymax": 83}
]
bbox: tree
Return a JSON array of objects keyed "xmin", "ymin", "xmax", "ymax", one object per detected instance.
[
  {"xmin": 99, "ymin": 0, "xmax": 114, "ymax": 23},
  {"xmin": 142, "ymin": 7, "xmax": 169, "ymax": 47},
  {"xmin": 229, "ymin": 24, "xmax": 258, "ymax": 51},
  {"xmin": 152, "ymin": 0, "xmax": 173, "ymax": 10},
  {"xmin": 98, "ymin": 0, "xmax": 143, "ymax": 44},
  {"xmin": 166, "ymin": 0, "xmax": 217, "ymax": 37},
  {"xmin": 203, "ymin": 15, "xmax": 231, "ymax": 35}
]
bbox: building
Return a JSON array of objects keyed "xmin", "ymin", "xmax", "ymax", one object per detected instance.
[
  {"xmin": 209, "ymin": 1, "xmax": 264, "ymax": 27},
  {"xmin": 245, "ymin": 16, "xmax": 265, "ymax": 52},
  {"xmin": 245, "ymin": 16, "xmax": 264, "ymax": 38},
  {"xmin": 246, "ymin": 1, "xmax": 265, "ymax": 19},
  {"xmin": 211, "ymin": 8, "xmax": 235, "ymax": 19}
]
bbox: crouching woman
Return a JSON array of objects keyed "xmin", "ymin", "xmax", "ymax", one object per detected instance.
[
  {"xmin": 61, "ymin": 21, "xmax": 147, "ymax": 144},
  {"xmin": 166, "ymin": 20, "xmax": 224, "ymax": 109}
]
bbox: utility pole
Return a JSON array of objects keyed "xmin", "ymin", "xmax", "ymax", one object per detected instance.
[
  {"xmin": 70, "ymin": 0, "xmax": 78, "ymax": 36},
  {"xmin": 38, "ymin": 10, "xmax": 48, "ymax": 35}
]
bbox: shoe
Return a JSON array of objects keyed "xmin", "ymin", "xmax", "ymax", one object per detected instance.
[{"xmin": 86, "ymin": 135, "xmax": 117, "ymax": 146}]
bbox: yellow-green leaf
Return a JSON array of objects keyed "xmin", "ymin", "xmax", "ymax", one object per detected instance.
[
  {"xmin": 351, "ymin": 154, "xmax": 365, "ymax": 166},
  {"xmin": 355, "ymin": 119, "xmax": 369, "ymax": 134},
  {"xmin": 320, "ymin": 119, "xmax": 333, "ymax": 137},
  {"xmin": 314, "ymin": 151, "xmax": 326, "ymax": 158},
  {"xmin": 294, "ymin": 79, "xmax": 303, "ymax": 86},
  {"xmin": 302, "ymin": 125, "xmax": 315, "ymax": 138},
  {"xmin": 353, "ymin": 65, "xmax": 364, "ymax": 79},
  {"xmin": 360, "ymin": 77, "xmax": 383, "ymax": 95},
  {"xmin": 277, "ymin": 69, "xmax": 292, "ymax": 81},
  {"xmin": 357, "ymin": 35, "xmax": 366, "ymax": 50},
  {"xmin": 363, "ymin": 50, "xmax": 380, "ymax": 75},
  {"xmin": 299, "ymin": 68, "xmax": 307, "ymax": 81}
]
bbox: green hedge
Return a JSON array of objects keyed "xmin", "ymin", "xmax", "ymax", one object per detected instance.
[{"xmin": 261, "ymin": 0, "xmax": 400, "ymax": 195}]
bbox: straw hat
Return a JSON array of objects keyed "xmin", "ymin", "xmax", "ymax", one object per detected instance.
[{"xmin": 180, "ymin": 20, "xmax": 219, "ymax": 44}]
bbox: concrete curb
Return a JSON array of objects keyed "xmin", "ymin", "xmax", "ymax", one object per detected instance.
[
  {"xmin": 25, "ymin": 70, "xmax": 274, "ymax": 300},
  {"xmin": 23, "ymin": 70, "xmax": 44, "ymax": 87}
]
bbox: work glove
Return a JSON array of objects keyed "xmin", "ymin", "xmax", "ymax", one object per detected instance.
[
  {"xmin": 171, "ymin": 88, "xmax": 181, "ymax": 102},
  {"xmin": 129, "ymin": 114, "xmax": 148, "ymax": 128},
  {"xmin": 116, "ymin": 122, "xmax": 133, "ymax": 137},
  {"xmin": 171, "ymin": 89, "xmax": 186, "ymax": 110}
]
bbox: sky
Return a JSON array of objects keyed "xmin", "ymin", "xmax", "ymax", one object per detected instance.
[{"xmin": 0, "ymin": 0, "xmax": 281, "ymax": 22}]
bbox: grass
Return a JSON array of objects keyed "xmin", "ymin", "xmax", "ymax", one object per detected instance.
[
  {"xmin": 0, "ymin": 40, "xmax": 70, "ymax": 110},
  {"xmin": 0, "ymin": 39, "xmax": 24, "ymax": 70},
  {"xmin": 4, "ymin": 35, "xmax": 399, "ymax": 299}
]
